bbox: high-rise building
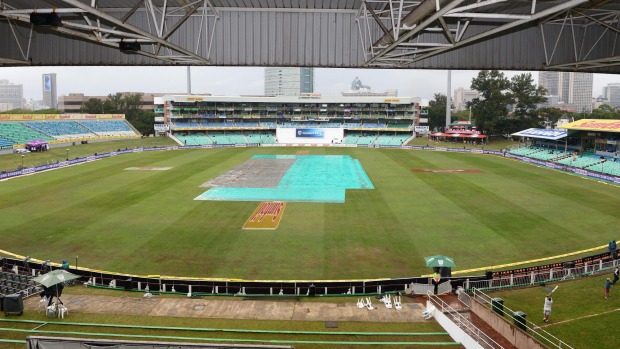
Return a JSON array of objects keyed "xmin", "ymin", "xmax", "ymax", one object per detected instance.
[
  {"xmin": 538, "ymin": 71, "xmax": 593, "ymax": 113},
  {"xmin": 453, "ymin": 87, "xmax": 479, "ymax": 111},
  {"xmin": 42, "ymin": 73, "xmax": 58, "ymax": 109},
  {"xmin": 265, "ymin": 68, "xmax": 314, "ymax": 96},
  {"xmin": 0, "ymin": 79, "xmax": 23, "ymax": 110},
  {"xmin": 602, "ymin": 83, "xmax": 620, "ymax": 108}
]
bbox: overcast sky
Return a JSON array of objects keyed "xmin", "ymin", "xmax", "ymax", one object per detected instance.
[{"xmin": 1, "ymin": 66, "xmax": 619, "ymax": 102}]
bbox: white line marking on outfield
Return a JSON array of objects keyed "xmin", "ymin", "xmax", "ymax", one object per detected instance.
[{"xmin": 540, "ymin": 308, "xmax": 620, "ymax": 328}]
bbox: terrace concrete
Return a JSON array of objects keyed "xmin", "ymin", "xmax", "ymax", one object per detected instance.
[{"xmin": 24, "ymin": 294, "xmax": 427, "ymax": 322}]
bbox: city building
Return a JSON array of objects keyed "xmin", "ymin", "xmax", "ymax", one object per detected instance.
[
  {"xmin": 453, "ymin": 87, "xmax": 479, "ymax": 111},
  {"xmin": 341, "ymin": 77, "xmax": 398, "ymax": 97},
  {"xmin": 58, "ymin": 92, "xmax": 171, "ymax": 113},
  {"xmin": 0, "ymin": 79, "xmax": 23, "ymax": 110},
  {"xmin": 265, "ymin": 67, "xmax": 314, "ymax": 96},
  {"xmin": 602, "ymin": 83, "xmax": 620, "ymax": 108},
  {"xmin": 538, "ymin": 71, "xmax": 593, "ymax": 113},
  {"xmin": 42, "ymin": 73, "xmax": 58, "ymax": 109}
]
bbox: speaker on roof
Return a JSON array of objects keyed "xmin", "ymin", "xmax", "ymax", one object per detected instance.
[
  {"xmin": 30, "ymin": 12, "xmax": 62, "ymax": 26},
  {"xmin": 119, "ymin": 41, "xmax": 141, "ymax": 53}
]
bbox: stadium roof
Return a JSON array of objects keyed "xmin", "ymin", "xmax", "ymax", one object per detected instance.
[
  {"xmin": 511, "ymin": 128, "xmax": 568, "ymax": 140},
  {"xmin": 2, "ymin": 1, "xmax": 620, "ymax": 71},
  {"xmin": 559, "ymin": 119, "xmax": 620, "ymax": 133}
]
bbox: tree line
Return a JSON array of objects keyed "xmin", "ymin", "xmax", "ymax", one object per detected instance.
[
  {"xmin": 80, "ymin": 93, "xmax": 155, "ymax": 136},
  {"xmin": 426, "ymin": 70, "xmax": 620, "ymax": 136}
]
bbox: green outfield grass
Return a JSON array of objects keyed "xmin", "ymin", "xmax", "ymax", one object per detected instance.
[
  {"xmin": 1, "ymin": 145, "xmax": 618, "ymax": 280},
  {"xmin": 488, "ymin": 273, "xmax": 619, "ymax": 349}
]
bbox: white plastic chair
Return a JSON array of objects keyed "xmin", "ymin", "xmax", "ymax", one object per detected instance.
[
  {"xmin": 365, "ymin": 297, "xmax": 374, "ymax": 310},
  {"xmin": 394, "ymin": 295, "xmax": 402, "ymax": 311},
  {"xmin": 422, "ymin": 305, "xmax": 436, "ymax": 319},
  {"xmin": 385, "ymin": 295, "xmax": 393, "ymax": 309},
  {"xmin": 357, "ymin": 298, "xmax": 365, "ymax": 309}
]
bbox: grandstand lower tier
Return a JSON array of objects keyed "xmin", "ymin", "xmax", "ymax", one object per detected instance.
[
  {"xmin": 171, "ymin": 131, "xmax": 414, "ymax": 147},
  {"xmin": 0, "ymin": 119, "xmax": 141, "ymax": 149},
  {"xmin": 509, "ymin": 146, "xmax": 620, "ymax": 177}
]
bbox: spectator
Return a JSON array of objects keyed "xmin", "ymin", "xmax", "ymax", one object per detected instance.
[
  {"xmin": 61, "ymin": 259, "xmax": 69, "ymax": 271},
  {"xmin": 606, "ymin": 278, "xmax": 613, "ymax": 299},
  {"xmin": 609, "ymin": 240, "xmax": 617, "ymax": 260}
]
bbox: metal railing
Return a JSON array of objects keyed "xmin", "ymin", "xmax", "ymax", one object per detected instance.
[
  {"xmin": 466, "ymin": 259, "xmax": 617, "ymax": 292},
  {"xmin": 471, "ymin": 289, "xmax": 574, "ymax": 349},
  {"xmin": 427, "ymin": 290, "xmax": 505, "ymax": 349}
]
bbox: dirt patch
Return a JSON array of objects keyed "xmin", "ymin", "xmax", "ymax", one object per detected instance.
[
  {"xmin": 296, "ymin": 151, "xmax": 309, "ymax": 155},
  {"xmin": 411, "ymin": 169, "xmax": 485, "ymax": 173}
]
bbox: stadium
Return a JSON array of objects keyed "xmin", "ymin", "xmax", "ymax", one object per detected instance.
[
  {"xmin": 0, "ymin": 109, "xmax": 619, "ymax": 348},
  {"xmin": 3, "ymin": 0, "xmax": 620, "ymax": 347}
]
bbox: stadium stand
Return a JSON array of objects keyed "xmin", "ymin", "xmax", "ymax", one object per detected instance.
[
  {"xmin": 245, "ymin": 132, "xmax": 276, "ymax": 144},
  {"xmin": 0, "ymin": 136, "xmax": 14, "ymax": 149},
  {"xmin": 209, "ymin": 132, "xmax": 248, "ymax": 144},
  {"xmin": 374, "ymin": 133, "xmax": 411, "ymax": 146},
  {"xmin": 362, "ymin": 122, "xmax": 386, "ymax": 128},
  {"xmin": 0, "ymin": 122, "xmax": 54, "ymax": 144},
  {"xmin": 236, "ymin": 121, "xmax": 260, "ymax": 127},
  {"xmin": 23, "ymin": 121, "xmax": 94, "ymax": 139},
  {"xmin": 175, "ymin": 133, "xmax": 213, "ymax": 145},
  {"xmin": 556, "ymin": 153, "xmax": 601, "ymax": 169},
  {"xmin": 172, "ymin": 121, "xmax": 201, "ymax": 128},
  {"xmin": 0, "ymin": 271, "xmax": 38, "ymax": 297},
  {"xmin": 387, "ymin": 123, "xmax": 411, "ymax": 129},
  {"xmin": 79, "ymin": 120, "xmax": 137, "ymax": 137}
]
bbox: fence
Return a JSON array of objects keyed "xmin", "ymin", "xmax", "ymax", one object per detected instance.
[
  {"xmin": 1, "ymin": 250, "xmax": 614, "ymax": 299},
  {"xmin": 471, "ymin": 289, "xmax": 574, "ymax": 349},
  {"xmin": 466, "ymin": 258, "xmax": 618, "ymax": 292}
]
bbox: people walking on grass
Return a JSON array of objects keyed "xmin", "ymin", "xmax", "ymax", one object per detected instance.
[
  {"xmin": 543, "ymin": 293, "xmax": 553, "ymax": 323},
  {"xmin": 605, "ymin": 278, "xmax": 613, "ymax": 299},
  {"xmin": 614, "ymin": 267, "xmax": 619, "ymax": 285}
]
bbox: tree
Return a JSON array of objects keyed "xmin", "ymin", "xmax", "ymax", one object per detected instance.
[
  {"xmin": 427, "ymin": 93, "xmax": 457, "ymax": 131},
  {"xmin": 507, "ymin": 73, "xmax": 548, "ymax": 133},
  {"xmin": 469, "ymin": 70, "xmax": 512, "ymax": 135},
  {"xmin": 103, "ymin": 93, "xmax": 126, "ymax": 113},
  {"xmin": 126, "ymin": 109, "xmax": 155, "ymax": 136},
  {"xmin": 81, "ymin": 98, "xmax": 104, "ymax": 113},
  {"xmin": 537, "ymin": 107, "xmax": 569, "ymax": 127},
  {"xmin": 590, "ymin": 104, "xmax": 619, "ymax": 119}
]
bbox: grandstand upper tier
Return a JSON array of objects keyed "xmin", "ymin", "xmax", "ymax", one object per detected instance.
[
  {"xmin": 0, "ymin": 114, "xmax": 140, "ymax": 149},
  {"xmin": 155, "ymin": 94, "xmax": 422, "ymax": 146}
]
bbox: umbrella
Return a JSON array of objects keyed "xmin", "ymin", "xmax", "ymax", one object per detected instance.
[
  {"xmin": 424, "ymin": 255, "xmax": 456, "ymax": 268},
  {"xmin": 32, "ymin": 269, "xmax": 80, "ymax": 288}
]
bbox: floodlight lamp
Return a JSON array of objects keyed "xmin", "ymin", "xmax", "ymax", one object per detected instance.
[{"xmin": 29, "ymin": 12, "xmax": 62, "ymax": 27}]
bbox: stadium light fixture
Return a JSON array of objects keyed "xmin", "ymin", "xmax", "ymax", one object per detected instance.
[{"xmin": 29, "ymin": 12, "xmax": 62, "ymax": 27}]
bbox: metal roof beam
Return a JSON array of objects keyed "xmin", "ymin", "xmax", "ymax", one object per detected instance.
[
  {"xmin": 393, "ymin": 0, "xmax": 590, "ymax": 66},
  {"xmin": 59, "ymin": 0, "xmax": 208, "ymax": 63}
]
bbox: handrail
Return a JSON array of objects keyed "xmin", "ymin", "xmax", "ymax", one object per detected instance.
[{"xmin": 426, "ymin": 290, "xmax": 505, "ymax": 349}]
